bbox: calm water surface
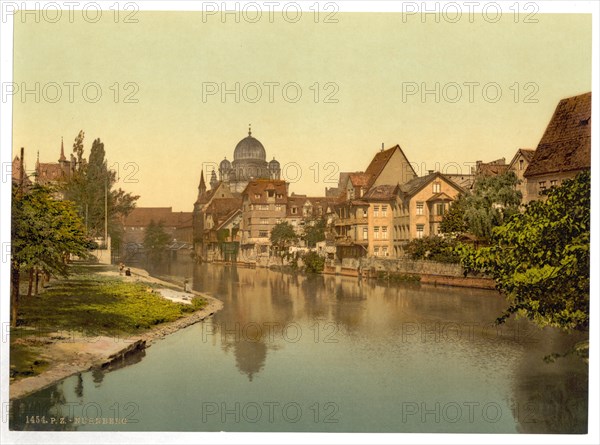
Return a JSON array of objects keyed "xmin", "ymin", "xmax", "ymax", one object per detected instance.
[{"xmin": 10, "ymin": 261, "xmax": 588, "ymax": 433}]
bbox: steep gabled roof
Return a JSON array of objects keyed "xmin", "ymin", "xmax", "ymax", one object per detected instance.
[
  {"xmin": 507, "ymin": 148, "xmax": 535, "ymax": 171},
  {"xmin": 524, "ymin": 92, "xmax": 591, "ymax": 177},
  {"xmin": 364, "ymin": 145, "xmax": 416, "ymax": 189},
  {"xmin": 349, "ymin": 172, "xmax": 371, "ymax": 187}
]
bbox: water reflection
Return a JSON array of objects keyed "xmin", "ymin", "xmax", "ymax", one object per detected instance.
[{"xmin": 10, "ymin": 261, "xmax": 588, "ymax": 433}]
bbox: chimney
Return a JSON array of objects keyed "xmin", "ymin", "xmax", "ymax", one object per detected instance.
[
  {"xmin": 427, "ymin": 170, "xmax": 434, "ymax": 175},
  {"xmin": 381, "ymin": 142, "xmax": 384, "ymax": 151}
]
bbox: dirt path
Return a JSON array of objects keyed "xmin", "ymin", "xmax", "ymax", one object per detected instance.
[{"xmin": 9, "ymin": 267, "xmax": 223, "ymax": 401}]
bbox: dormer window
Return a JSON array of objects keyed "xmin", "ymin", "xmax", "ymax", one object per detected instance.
[
  {"xmin": 268, "ymin": 190, "xmax": 275, "ymax": 198},
  {"xmin": 254, "ymin": 193, "xmax": 261, "ymax": 199}
]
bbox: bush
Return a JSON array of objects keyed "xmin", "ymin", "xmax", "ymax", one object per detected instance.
[
  {"xmin": 405, "ymin": 235, "xmax": 460, "ymax": 263},
  {"xmin": 302, "ymin": 251, "xmax": 325, "ymax": 273}
]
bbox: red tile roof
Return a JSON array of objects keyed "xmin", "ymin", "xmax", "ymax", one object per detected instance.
[
  {"xmin": 363, "ymin": 184, "xmax": 399, "ymax": 201},
  {"xmin": 525, "ymin": 92, "xmax": 591, "ymax": 177},
  {"xmin": 242, "ymin": 179, "xmax": 288, "ymax": 204},
  {"xmin": 123, "ymin": 207, "xmax": 192, "ymax": 228},
  {"xmin": 364, "ymin": 145, "xmax": 416, "ymax": 189}
]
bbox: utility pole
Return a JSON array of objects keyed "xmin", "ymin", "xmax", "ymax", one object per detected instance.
[{"xmin": 104, "ymin": 177, "xmax": 108, "ymax": 246}]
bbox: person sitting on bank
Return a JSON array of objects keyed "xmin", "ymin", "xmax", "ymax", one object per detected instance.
[{"xmin": 125, "ymin": 267, "xmax": 131, "ymax": 276}]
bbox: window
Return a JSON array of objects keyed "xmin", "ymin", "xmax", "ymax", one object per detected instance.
[
  {"xmin": 382, "ymin": 226, "xmax": 388, "ymax": 239},
  {"xmin": 276, "ymin": 218, "xmax": 283, "ymax": 224},
  {"xmin": 416, "ymin": 224, "xmax": 424, "ymax": 239},
  {"xmin": 374, "ymin": 206, "xmax": 380, "ymax": 217},
  {"xmin": 382, "ymin": 205, "xmax": 388, "ymax": 217},
  {"xmin": 374, "ymin": 246, "xmax": 380, "ymax": 256},
  {"xmin": 254, "ymin": 193, "xmax": 261, "ymax": 199},
  {"xmin": 416, "ymin": 202, "xmax": 424, "ymax": 215},
  {"xmin": 260, "ymin": 218, "xmax": 269, "ymax": 225},
  {"xmin": 550, "ymin": 180, "xmax": 558, "ymax": 187},
  {"xmin": 433, "ymin": 183, "xmax": 441, "ymax": 193},
  {"xmin": 374, "ymin": 226, "xmax": 380, "ymax": 239},
  {"xmin": 267, "ymin": 190, "xmax": 275, "ymax": 197},
  {"xmin": 275, "ymin": 204, "xmax": 282, "ymax": 211},
  {"xmin": 259, "ymin": 230, "xmax": 268, "ymax": 238},
  {"xmin": 519, "ymin": 159, "xmax": 524, "ymax": 170},
  {"xmin": 276, "ymin": 193, "xmax": 283, "ymax": 199},
  {"xmin": 382, "ymin": 246, "xmax": 388, "ymax": 257},
  {"xmin": 436, "ymin": 203, "xmax": 445, "ymax": 215},
  {"xmin": 362, "ymin": 227, "xmax": 368, "ymax": 240},
  {"xmin": 539, "ymin": 181, "xmax": 547, "ymax": 192},
  {"xmin": 362, "ymin": 208, "xmax": 368, "ymax": 218},
  {"xmin": 291, "ymin": 207, "xmax": 297, "ymax": 214}
]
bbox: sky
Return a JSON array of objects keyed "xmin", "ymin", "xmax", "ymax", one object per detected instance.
[{"xmin": 11, "ymin": 8, "xmax": 592, "ymax": 211}]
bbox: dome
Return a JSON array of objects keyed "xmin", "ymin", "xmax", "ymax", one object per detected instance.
[
  {"xmin": 269, "ymin": 157, "xmax": 280, "ymax": 170},
  {"xmin": 234, "ymin": 128, "xmax": 266, "ymax": 161},
  {"xmin": 219, "ymin": 157, "xmax": 232, "ymax": 172}
]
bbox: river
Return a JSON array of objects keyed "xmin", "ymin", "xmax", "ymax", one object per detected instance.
[{"xmin": 10, "ymin": 261, "xmax": 588, "ymax": 433}]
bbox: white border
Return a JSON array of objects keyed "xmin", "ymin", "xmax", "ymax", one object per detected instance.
[{"xmin": 1, "ymin": 1, "xmax": 598, "ymax": 444}]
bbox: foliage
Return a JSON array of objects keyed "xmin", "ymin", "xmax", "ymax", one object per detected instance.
[
  {"xmin": 270, "ymin": 221, "xmax": 298, "ymax": 255},
  {"xmin": 441, "ymin": 172, "xmax": 522, "ymax": 239},
  {"xmin": 405, "ymin": 235, "xmax": 461, "ymax": 263},
  {"xmin": 12, "ymin": 183, "xmax": 90, "ymax": 277},
  {"xmin": 303, "ymin": 218, "xmax": 327, "ymax": 247},
  {"xmin": 62, "ymin": 133, "xmax": 139, "ymax": 240},
  {"xmin": 439, "ymin": 195, "xmax": 468, "ymax": 234},
  {"xmin": 11, "ymin": 182, "xmax": 90, "ymax": 326},
  {"xmin": 302, "ymin": 251, "xmax": 325, "ymax": 273},
  {"xmin": 458, "ymin": 171, "xmax": 590, "ymax": 335},
  {"xmin": 143, "ymin": 220, "xmax": 172, "ymax": 261},
  {"xmin": 375, "ymin": 270, "xmax": 421, "ymax": 283}
]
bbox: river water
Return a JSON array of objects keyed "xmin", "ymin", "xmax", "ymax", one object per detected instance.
[{"xmin": 10, "ymin": 261, "xmax": 588, "ymax": 433}]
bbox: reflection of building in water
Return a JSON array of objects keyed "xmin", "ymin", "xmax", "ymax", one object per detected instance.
[{"xmin": 231, "ymin": 339, "xmax": 267, "ymax": 382}]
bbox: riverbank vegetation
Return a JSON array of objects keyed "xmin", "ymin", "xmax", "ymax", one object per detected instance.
[
  {"xmin": 457, "ymin": 171, "xmax": 590, "ymax": 360},
  {"xmin": 11, "ymin": 264, "xmax": 207, "ymax": 379}
]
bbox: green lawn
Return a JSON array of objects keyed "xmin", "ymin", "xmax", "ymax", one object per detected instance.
[{"xmin": 15, "ymin": 265, "xmax": 206, "ymax": 336}]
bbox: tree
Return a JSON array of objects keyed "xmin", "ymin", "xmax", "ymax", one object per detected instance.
[
  {"xmin": 270, "ymin": 221, "xmax": 298, "ymax": 255},
  {"xmin": 62, "ymin": 133, "xmax": 139, "ymax": 244},
  {"xmin": 405, "ymin": 235, "xmax": 460, "ymax": 263},
  {"xmin": 143, "ymin": 220, "xmax": 171, "ymax": 262},
  {"xmin": 458, "ymin": 172, "xmax": 590, "ymax": 357},
  {"xmin": 11, "ymin": 183, "xmax": 90, "ymax": 326},
  {"xmin": 441, "ymin": 172, "xmax": 522, "ymax": 239},
  {"xmin": 303, "ymin": 217, "xmax": 326, "ymax": 248},
  {"xmin": 439, "ymin": 195, "xmax": 468, "ymax": 234},
  {"xmin": 302, "ymin": 251, "xmax": 325, "ymax": 273}
]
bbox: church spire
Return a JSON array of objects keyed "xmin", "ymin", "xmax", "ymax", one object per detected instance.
[
  {"xmin": 59, "ymin": 136, "xmax": 66, "ymax": 162},
  {"xmin": 198, "ymin": 170, "xmax": 207, "ymax": 194}
]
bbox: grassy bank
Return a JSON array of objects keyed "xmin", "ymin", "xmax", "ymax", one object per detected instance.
[{"xmin": 11, "ymin": 264, "xmax": 206, "ymax": 380}]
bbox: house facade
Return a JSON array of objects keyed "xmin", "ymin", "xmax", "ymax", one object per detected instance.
[
  {"xmin": 239, "ymin": 179, "xmax": 289, "ymax": 261},
  {"xmin": 397, "ymin": 172, "xmax": 464, "ymax": 243},
  {"xmin": 507, "ymin": 148, "xmax": 536, "ymax": 202}
]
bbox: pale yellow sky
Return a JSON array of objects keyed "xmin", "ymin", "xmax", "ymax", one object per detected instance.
[{"xmin": 12, "ymin": 12, "xmax": 591, "ymax": 211}]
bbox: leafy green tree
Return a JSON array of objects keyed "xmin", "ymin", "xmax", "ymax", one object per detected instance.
[
  {"xmin": 143, "ymin": 220, "xmax": 171, "ymax": 262},
  {"xmin": 302, "ymin": 251, "xmax": 325, "ymax": 273},
  {"xmin": 439, "ymin": 195, "xmax": 468, "ymax": 234},
  {"xmin": 303, "ymin": 217, "xmax": 326, "ymax": 248},
  {"xmin": 63, "ymin": 134, "xmax": 139, "ymax": 245},
  {"xmin": 405, "ymin": 235, "xmax": 460, "ymax": 263},
  {"xmin": 270, "ymin": 221, "xmax": 298, "ymax": 255},
  {"xmin": 458, "ymin": 172, "xmax": 590, "ymax": 357},
  {"xmin": 11, "ymin": 183, "xmax": 90, "ymax": 326},
  {"xmin": 442, "ymin": 172, "xmax": 522, "ymax": 239}
]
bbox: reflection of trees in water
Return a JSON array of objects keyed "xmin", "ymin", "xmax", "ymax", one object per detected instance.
[
  {"xmin": 10, "ymin": 383, "xmax": 78, "ymax": 431},
  {"xmin": 511, "ymin": 330, "xmax": 588, "ymax": 433}
]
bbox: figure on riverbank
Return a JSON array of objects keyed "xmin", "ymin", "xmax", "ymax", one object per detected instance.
[{"xmin": 125, "ymin": 268, "xmax": 131, "ymax": 276}]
